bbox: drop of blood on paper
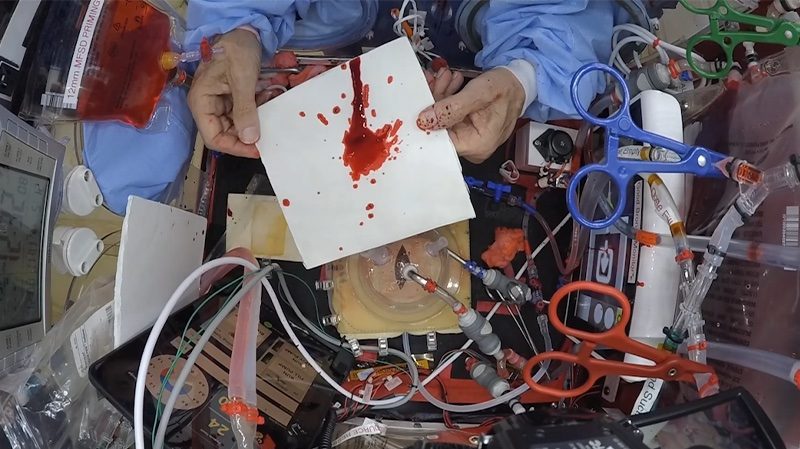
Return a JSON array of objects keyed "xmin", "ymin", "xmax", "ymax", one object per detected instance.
[
  {"xmin": 359, "ymin": 221, "xmax": 364, "ymax": 226},
  {"xmin": 339, "ymin": 246, "xmax": 343, "ymax": 251},
  {"xmin": 341, "ymin": 57, "xmax": 404, "ymax": 181},
  {"xmin": 299, "ymin": 111, "xmax": 306, "ymax": 117},
  {"xmin": 370, "ymin": 179, "xmax": 376, "ymax": 185},
  {"xmin": 226, "ymin": 208, "xmax": 233, "ymax": 217},
  {"xmin": 282, "ymin": 199, "xmax": 291, "ymax": 207},
  {"xmin": 366, "ymin": 203, "xmax": 374, "ymax": 210},
  {"xmin": 368, "ymin": 213, "xmax": 375, "ymax": 219},
  {"xmin": 393, "ymin": 147, "xmax": 400, "ymax": 153},
  {"xmin": 353, "ymin": 183, "xmax": 359, "ymax": 189},
  {"xmin": 340, "ymin": 64, "xmax": 347, "ymax": 70},
  {"xmin": 333, "ymin": 106, "xmax": 341, "ymax": 114},
  {"xmin": 341, "ymin": 93, "xmax": 347, "ymax": 99},
  {"xmin": 387, "ymin": 75, "xmax": 394, "ymax": 84},
  {"xmin": 317, "ymin": 113, "xmax": 329, "ymax": 125}
]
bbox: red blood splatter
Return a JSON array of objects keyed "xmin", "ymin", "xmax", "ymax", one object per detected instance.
[
  {"xmin": 366, "ymin": 203, "xmax": 374, "ymax": 210},
  {"xmin": 387, "ymin": 75, "xmax": 394, "ymax": 84},
  {"xmin": 339, "ymin": 246, "xmax": 343, "ymax": 251},
  {"xmin": 368, "ymin": 213, "xmax": 375, "ymax": 219},
  {"xmin": 341, "ymin": 93, "xmax": 347, "ymax": 99},
  {"xmin": 299, "ymin": 111, "xmax": 306, "ymax": 117},
  {"xmin": 370, "ymin": 179, "xmax": 377, "ymax": 184},
  {"xmin": 393, "ymin": 147, "xmax": 400, "ymax": 153},
  {"xmin": 340, "ymin": 64, "xmax": 347, "ymax": 70},
  {"xmin": 359, "ymin": 221, "xmax": 364, "ymax": 226},
  {"xmin": 333, "ymin": 106, "xmax": 341, "ymax": 114},
  {"xmin": 426, "ymin": 131, "xmax": 431, "ymax": 135},
  {"xmin": 282, "ymin": 199, "xmax": 291, "ymax": 207},
  {"xmin": 353, "ymin": 183, "xmax": 358, "ymax": 189},
  {"xmin": 370, "ymin": 109, "xmax": 376, "ymax": 118},
  {"xmin": 317, "ymin": 113, "xmax": 329, "ymax": 125},
  {"xmin": 362, "ymin": 84, "xmax": 371, "ymax": 108},
  {"xmin": 226, "ymin": 208, "xmax": 233, "ymax": 217},
  {"xmin": 341, "ymin": 57, "xmax": 404, "ymax": 181}
]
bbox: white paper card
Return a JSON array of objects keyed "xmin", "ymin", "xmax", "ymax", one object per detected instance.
[{"xmin": 257, "ymin": 38, "xmax": 475, "ymax": 268}]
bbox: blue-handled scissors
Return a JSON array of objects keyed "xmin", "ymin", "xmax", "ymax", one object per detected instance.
[{"xmin": 566, "ymin": 63, "xmax": 729, "ymax": 230}]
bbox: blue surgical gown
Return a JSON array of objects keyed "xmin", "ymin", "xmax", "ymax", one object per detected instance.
[{"xmin": 185, "ymin": 0, "xmax": 640, "ymax": 121}]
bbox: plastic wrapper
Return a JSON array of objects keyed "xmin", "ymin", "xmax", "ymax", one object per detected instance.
[
  {"xmin": 19, "ymin": 0, "xmax": 185, "ymax": 130},
  {"xmin": 0, "ymin": 278, "xmax": 131, "ymax": 449},
  {"xmin": 685, "ymin": 47, "xmax": 800, "ymax": 447}
]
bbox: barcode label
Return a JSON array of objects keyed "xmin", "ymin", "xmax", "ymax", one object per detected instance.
[
  {"xmin": 40, "ymin": 92, "xmax": 64, "ymax": 109},
  {"xmin": 783, "ymin": 206, "xmax": 799, "ymax": 247}
]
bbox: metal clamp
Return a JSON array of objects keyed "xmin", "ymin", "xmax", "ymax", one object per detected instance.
[
  {"xmin": 378, "ymin": 338, "xmax": 389, "ymax": 356},
  {"xmin": 426, "ymin": 332, "xmax": 438, "ymax": 352},
  {"xmin": 322, "ymin": 314, "xmax": 341, "ymax": 326},
  {"xmin": 348, "ymin": 338, "xmax": 363, "ymax": 357}
]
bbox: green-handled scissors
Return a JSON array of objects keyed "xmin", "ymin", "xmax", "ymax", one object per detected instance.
[{"xmin": 680, "ymin": 0, "xmax": 800, "ymax": 79}]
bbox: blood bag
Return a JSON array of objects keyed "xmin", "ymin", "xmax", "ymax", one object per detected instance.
[{"xmin": 20, "ymin": 0, "xmax": 178, "ymax": 128}]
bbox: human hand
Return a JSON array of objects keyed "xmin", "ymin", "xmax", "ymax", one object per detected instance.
[
  {"xmin": 188, "ymin": 29, "xmax": 262, "ymax": 158},
  {"xmin": 417, "ymin": 68, "xmax": 525, "ymax": 164},
  {"xmin": 424, "ymin": 67, "xmax": 464, "ymax": 102}
]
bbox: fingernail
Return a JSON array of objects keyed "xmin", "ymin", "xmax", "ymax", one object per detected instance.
[
  {"xmin": 241, "ymin": 127, "xmax": 259, "ymax": 144},
  {"xmin": 417, "ymin": 107, "xmax": 438, "ymax": 130}
]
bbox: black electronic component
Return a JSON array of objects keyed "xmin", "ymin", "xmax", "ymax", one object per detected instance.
[
  {"xmin": 534, "ymin": 128, "xmax": 575, "ymax": 165},
  {"xmin": 89, "ymin": 279, "xmax": 346, "ymax": 449}
]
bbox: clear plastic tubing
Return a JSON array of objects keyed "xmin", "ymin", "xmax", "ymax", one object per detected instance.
[
  {"xmin": 683, "ymin": 235, "xmax": 800, "ymax": 270},
  {"xmin": 704, "ymin": 341, "xmax": 800, "ymax": 389}
]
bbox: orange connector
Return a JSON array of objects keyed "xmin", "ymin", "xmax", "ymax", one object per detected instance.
[{"xmin": 221, "ymin": 398, "xmax": 265, "ymax": 425}]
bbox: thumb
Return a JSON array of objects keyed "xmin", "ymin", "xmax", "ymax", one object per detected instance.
[
  {"xmin": 229, "ymin": 63, "xmax": 261, "ymax": 145},
  {"xmin": 417, "ymin": 84, "xmax": 486, "ymax": 131}
]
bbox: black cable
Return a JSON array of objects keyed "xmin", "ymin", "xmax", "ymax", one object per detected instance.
[{"xmin": 318, "ymin": 409, "xmax": 337, "ymax": 449}]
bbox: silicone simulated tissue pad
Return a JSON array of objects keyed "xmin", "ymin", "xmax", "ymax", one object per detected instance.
[{"xmin": 257, "ymin": 38, "xmax": 475, "ymax": 268}]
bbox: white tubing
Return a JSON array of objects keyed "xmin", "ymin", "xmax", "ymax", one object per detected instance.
[
  {"xmin": 705, "ymin": 342, "xmax": 800, "ymax": 388},
  {"xmin": 135, "ymin": 258, "xmax": 414, "ymax": 449},
  {"xmin": 154, "ymin": 271, "xmax": 269, "ymax": 449},
  {"xmin": 134, "ymin": 256, "xmax": 266, "ymax": 449}
]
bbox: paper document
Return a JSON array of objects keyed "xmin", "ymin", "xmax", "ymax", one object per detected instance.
[{"xmin": 257, "ymin": 38, "xmax": 474, "ymax": 268}]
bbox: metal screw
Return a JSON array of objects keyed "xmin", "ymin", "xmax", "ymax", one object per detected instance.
[
  {"xmin": 697, "ymin": 155, "xmax": 707, "ymax": 167},
  {"xmin": 786, "ymin": 30, "xmax": 793, "ymax": 39},
  {"xmin": 603, "ymin": 386, "xmax": 611, "ymax": 395},
  {"xmin": 668, "ymin": 368, "xmax": 677, "ymax": 377}
]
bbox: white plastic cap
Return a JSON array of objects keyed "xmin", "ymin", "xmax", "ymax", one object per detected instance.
[
  {"xmin": 62, "ymin": 165, "xmax": 103, "ymax": 216},
  {"xmin": 52, "ymin": 226, "xmax": 104, "ymax": 277}
]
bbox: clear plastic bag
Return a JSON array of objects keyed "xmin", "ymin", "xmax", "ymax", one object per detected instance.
[
  {"xmin": 19, "ymin": 0, "xmax": 185, "ymax": 129},
  {"xmin": 685, "ymin": 47, "xmax": 800, "ymax": 448},
  {"xmin": 0, "ymin": 278, "xmax": 130, "ymax": 449}
]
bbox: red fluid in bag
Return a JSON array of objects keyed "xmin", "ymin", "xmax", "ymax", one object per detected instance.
[{"xmin": 76, "ymin": 0, "xmax": 171, "ymax": 127}]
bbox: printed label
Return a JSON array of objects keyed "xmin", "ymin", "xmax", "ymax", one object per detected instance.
[
  {"xmin": 332, "ymin": 418, "xmax": 386, "ymax": 447},
  {"xmin": 631, "ymin": 378, "xmax": 663, "ymax": 415},
  {"xmin": 63, "ymin": 0, "xmax": 106, "ymax": 109},
  {"xmin": 70, "ymin": 302, "xmax": 114, "ymax": 377}
]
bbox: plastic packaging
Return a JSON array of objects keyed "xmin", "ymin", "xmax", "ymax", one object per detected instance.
[
  {"xmin": 685, "ymin": 53, "xmax": 800, "ymax": 445},
  {"xmin": 20, "ymin": 0, "xmax": 183, "ymax": 128},
  {"xmin": 0, "ymin": 278, "xmax": 127, "ymax": 449}
]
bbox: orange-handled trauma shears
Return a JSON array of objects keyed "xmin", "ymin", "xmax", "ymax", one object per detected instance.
[{"xmin": 522, "ymin": 281, "xmax": 714, "ymax": 398}]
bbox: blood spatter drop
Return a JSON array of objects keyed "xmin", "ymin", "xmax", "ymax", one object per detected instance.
[
  {"xmin": 359, "ymin": 222, "xmax": 364, "ymax": 226},
  {"xmin": 333, "ymin": 106, "xmax": 341, "ymax": 114},
  {"xmin": 387, "ymin": 75, "xmax": 394, "ymax": 84},
  {"xmin": 368, "ymin": 213, "xmax": 375, "ymax": 219},
  {"xmin": 339, "ymin": 246, "xmax": 343, "ymax": 251},
  {"xmin": 226, "ymin": 208, "xmax": 233, "ymax": 217},
  {"xmin": 299, "ymin": 111, "xmax": 306, "ymax": 117},
  {"xmin": 317, "ymin": 113, "xmax": 329, "ymax": 125},
  {"xmin": 366, "ymin": 203, "xmax": 374, "ymax": 210},
  {"xmin": 370, "ymin": 179, "xmax": 377, "ymax": 185},
  {"xmin": 341, "ymin": 93, "xmax": 347, "ymax": 99},
  {"xmin": 282, "ymin": 199, "xmax": 291, "ymax": 207},
  {"xmin": 353, "ymin": 183, "xmax": 358, "ymax": 189}
]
